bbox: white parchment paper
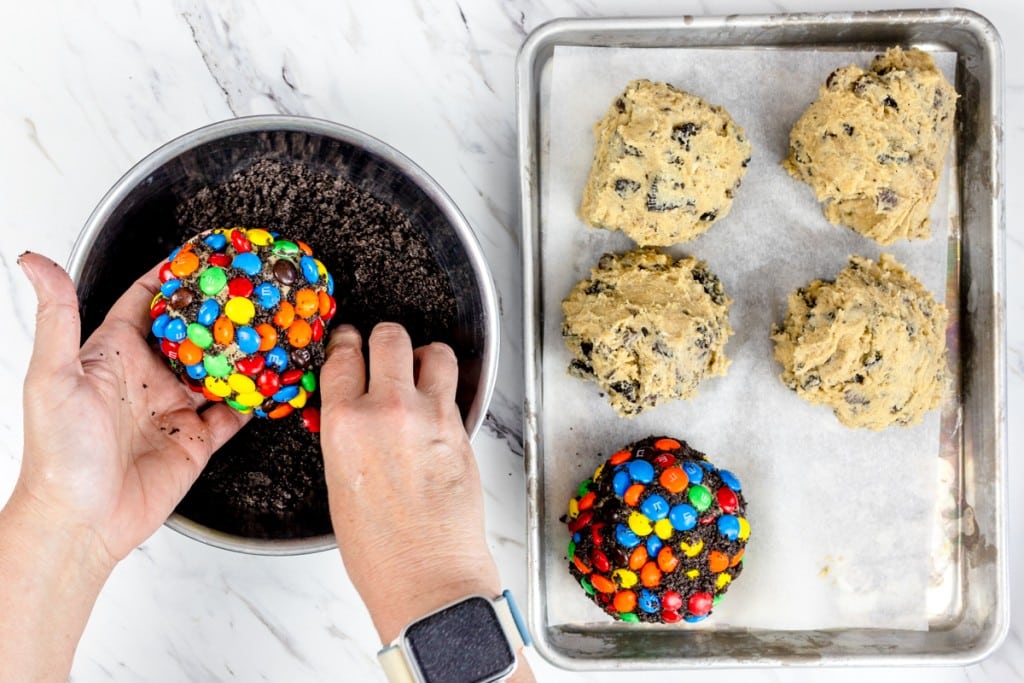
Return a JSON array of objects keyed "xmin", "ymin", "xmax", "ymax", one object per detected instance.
[{"xmin": 540, "ymin": 46, "xmax": 957, "ymax": 631}]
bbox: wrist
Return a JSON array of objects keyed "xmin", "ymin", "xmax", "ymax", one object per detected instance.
[
  {"xmin": 2, "ymin": 484, "xmax": 116, "ymax": 585},
  {"xmin": 350, "ymin": 542, "xmax": 502, "ymax": 646},
  {"xmin": 329, "ymin": 502, "xmax": 504, "ymax": 646},
  {"xmin": 0, "ymin": 487, "xmax": 114, "ymax": 682}
]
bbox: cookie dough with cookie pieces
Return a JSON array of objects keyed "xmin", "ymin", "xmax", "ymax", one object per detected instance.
[
  {"xmin": 579, "ymin": 79, "xmax": 752, "ymax": 246},
  {"xmin": 783, "ymin": 47, "xmax": 957, "ymax": 245},
  {"xmin": 771, "ymin": 254, "xmax": 949, "ymax": 430},
  {"xmin": 562, "ymin": 247, "xmax": 733, "ymax": 418}
]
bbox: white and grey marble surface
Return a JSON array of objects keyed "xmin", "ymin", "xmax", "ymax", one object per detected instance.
[{"xmin": 0, "ymin": 1, "xmax": 1019, "ymax": 681}]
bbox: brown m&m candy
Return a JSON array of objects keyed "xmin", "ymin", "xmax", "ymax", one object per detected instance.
[{"xmin": 566, "ymin": 436, "xmax": 749, "ymax": 624}]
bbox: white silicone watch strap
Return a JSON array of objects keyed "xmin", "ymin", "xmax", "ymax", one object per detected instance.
[
  {"xmin": 492, "ymin": 594, "xmax": 525, "ymax": 652},
  {"xmin": 378, "ymin": 644, "xmax": 417, "ymax": 683}
]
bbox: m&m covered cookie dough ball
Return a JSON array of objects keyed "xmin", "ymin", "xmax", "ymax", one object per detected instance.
[
  {"xmin": 149, "ymin": 227, "xmax": 337, "ymax": 428},
  {"xmin": 566, "ymin": 436, "xmax": 749, "ymax": 624}
]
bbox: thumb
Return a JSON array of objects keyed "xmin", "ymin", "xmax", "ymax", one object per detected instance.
[{"xmin": 18, "ymin": 251, "xmax": 82, "ymax": 377}]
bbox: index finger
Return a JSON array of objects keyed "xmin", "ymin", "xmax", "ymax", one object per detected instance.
[{"xmin": 321, "ymin": 325, "xmax": 367, "ymax": 406}]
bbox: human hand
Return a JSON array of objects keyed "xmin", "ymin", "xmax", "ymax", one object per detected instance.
[
  {"xmin": 319, "ymin": 323, "xmax": 501, "ymax": 644},
  {"xmin": 12, "ymin": 252, "xmax": 249, "ymax": 572}
]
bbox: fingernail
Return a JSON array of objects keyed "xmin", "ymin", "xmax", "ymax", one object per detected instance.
[
  {"xmin": 17, "ymin": 253, "xmax": 36, "ymax": 282},
  {"xmin": 431, "ymin": 341, "xmax": 457, "ymax": 361},
  {"xmin": 326, "ymin": 324, "xmax": 361, "ymax": 354}
]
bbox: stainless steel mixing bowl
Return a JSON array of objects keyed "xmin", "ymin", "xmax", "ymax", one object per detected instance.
[{"xmin": 67, "ymin": 116, "xmax": 499, "ymax": 554}]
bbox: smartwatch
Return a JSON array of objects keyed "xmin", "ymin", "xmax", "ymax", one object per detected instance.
[{"xmin": 377, "ymin": 590, "xmax": 532, "ymax": 683}]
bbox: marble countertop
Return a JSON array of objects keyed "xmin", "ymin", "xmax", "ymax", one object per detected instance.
[{"xmin": 0, "ymin": 1, "xmax": 1019, "ymax": 681}]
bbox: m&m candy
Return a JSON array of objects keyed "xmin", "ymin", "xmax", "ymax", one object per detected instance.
[
  {"xmin": 148, "ymin": 227, "xmax": 338, "ymax": 430},
  {"xmin": 565, "ymin": 436, "xmax": 749, "ymax": 624}
]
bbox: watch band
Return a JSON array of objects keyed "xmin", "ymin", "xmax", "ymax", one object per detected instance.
[
  {"xmin": 377, "ymin": 590, "xmax": 531, "ymax": 683},
  {"xmin": 493, "ymin": 590, "xmax": 529, "ymax": 652},
  {"xmin": 379, "ymin": 643, "xmax": 417, "ymax": 683}
]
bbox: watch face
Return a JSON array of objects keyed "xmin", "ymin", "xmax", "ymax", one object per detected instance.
[{"xmin": 405, "ymin": 597, "xmax": 516, "ymax": 683}]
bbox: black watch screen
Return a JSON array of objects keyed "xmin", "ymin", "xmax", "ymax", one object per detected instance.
[{"xmin": 404, "ymin": 597, "xmax": 516, "ymax": 683}]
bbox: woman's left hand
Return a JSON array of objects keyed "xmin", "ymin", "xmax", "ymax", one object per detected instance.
[{"xmin": 12, "ymin": 252, "xmax": 249, "ymax": 570}]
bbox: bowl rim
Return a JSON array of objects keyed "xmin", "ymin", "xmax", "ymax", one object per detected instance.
[{"xmin": 67, "ymin": 115, "xmax": 500, "ymax": 556}]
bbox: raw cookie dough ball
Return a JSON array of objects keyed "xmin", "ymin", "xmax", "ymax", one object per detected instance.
[
  {"xmin": 562, "ymin": 248, "xmax": 732, "ymax": 418},
  {"xmin": 783, "ymin": 47, "xmax": 957, "ymax": 245},
  {"xmin": 579, "ymin": 79, "xmax": 752, "ymax": 246},
  {"xmin": 566, "ymin": 436, "xmax": 750, "ymax": 624},
  {"xmin": 771, "ymin": 254, "xmax": 949, "ymax": 430},
  {"xmin": 149, "ymin": 227, "xmax": 337, "ymax": 427}
]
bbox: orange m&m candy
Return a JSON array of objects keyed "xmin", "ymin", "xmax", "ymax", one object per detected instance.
[
  {"xmin": 659, "ymin": 467, "xmax": 688, "ymax": 493},
  {"xmin": 628, "ymin": 546, "xmax": 648, "ymax": 571},
  {"xmin": 613, "ymin": 590, "xmax": 637, "ymax": 613},
  {"xmin": 274, "ymin": 301, "xmax": 295, "ymax": 329},
  {"xmin": 288, "ymin": 319, "xmax": 313, "ymax": 348},
  {"xmin": 170, "ymin": 250, "xmax": 199, "ymax": 278},
  {"xmin": 623, "ymin": 484, "xmax": 644, "ymax": 507},
  {"xmin": 708, "ymin": 551, "xmax": 729, "ymax": 573},
  {"xmin": 294, "ymin": 289, "xmax": 319, "ymax": 318},
  {"xmin": 213, "ymin": 316, "xmax": 234, "ymax": 345},
  {"xmin": 256, "ymin": 323, "xmax": 277, "ymax": 351},
  {"xmin": 177, "ymin": 339, "xmax": 203, "ymax": 366},
  {"xmin": 640, "ymin": 562, "xmax": 662, "ymax": 588},
  {"xmin": 590, "ymin": 574, "xmax": 616, "ymax": 594}
]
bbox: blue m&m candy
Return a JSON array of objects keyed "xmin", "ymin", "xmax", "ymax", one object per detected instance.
[
  {"xmin": 615, "ymin": 524, "xmax": 641, "ymax": 548},
  {"xmin": 151, "ymin": 313, "xmax": 170, "ymax": 339},
  {"xmin": 164, "ymin": 318, "xmax": 187, "ymax": 343},
  {"xmin": 682, "ymin": 461, "xmax": 704, "ymax": 484},
  {"xmin": 255, "ymin": 282, "xmax": 281, "ymax": 309},
  {"xmin": 236, "ymin": 326, "xmax": 261, "ymax": 354},
  {"xmin": 272, "ymin": 385, "xmax": 300, "ymax": 403},
  {"xmin": 640, "ymin": 494, "xmax": 669, "ymax": 521},
  {"xmin": 203, "ymin": 232, "xmax": 227, "ymax": 250},
  {"xmin": 717, "ymin": 515, "xmax": 740, "ymax": 540},
  {"xmin": 196, "ymin": 299, "xmax": 220, "ymax": 327},
  {"xmin": 300, "ymin": 255, "xmax": 320, "ymax": 284},
  {"xmin": 669, "ymin": 504, "xmax": 697, "ymax": 531},
  {"xmin": 160, "ymin": 279, "xmax": 181, "ymax": 297},
  {"xmin": 265, "ymin": 346, "xmax": 289, "ymax": 372},
  {"xmin": 638, "ymin": 589, "xmax": 660, "ymax": 614},
  {"xmin": 185, "ymin": 362, "xmax": 207, "ymax": 380},
  {"xmin": 612, "ymin": 470, "xmax": 631, "ymax": 497},
  {"xmin": 232, "ymin": 252, "xmax": 262, "ymax": 276},
  {"xmin": 626, "ymin": 459, "xmax": 655, "ymax": 484},
  {"xmin": 719, "ymin": 469, "xmax": 741, "ymax": 491}
]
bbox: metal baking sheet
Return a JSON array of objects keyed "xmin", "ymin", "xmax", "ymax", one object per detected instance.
[{"xmin": 517, "ymin": 9, "xmax": 1005, "ymax": 668}]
